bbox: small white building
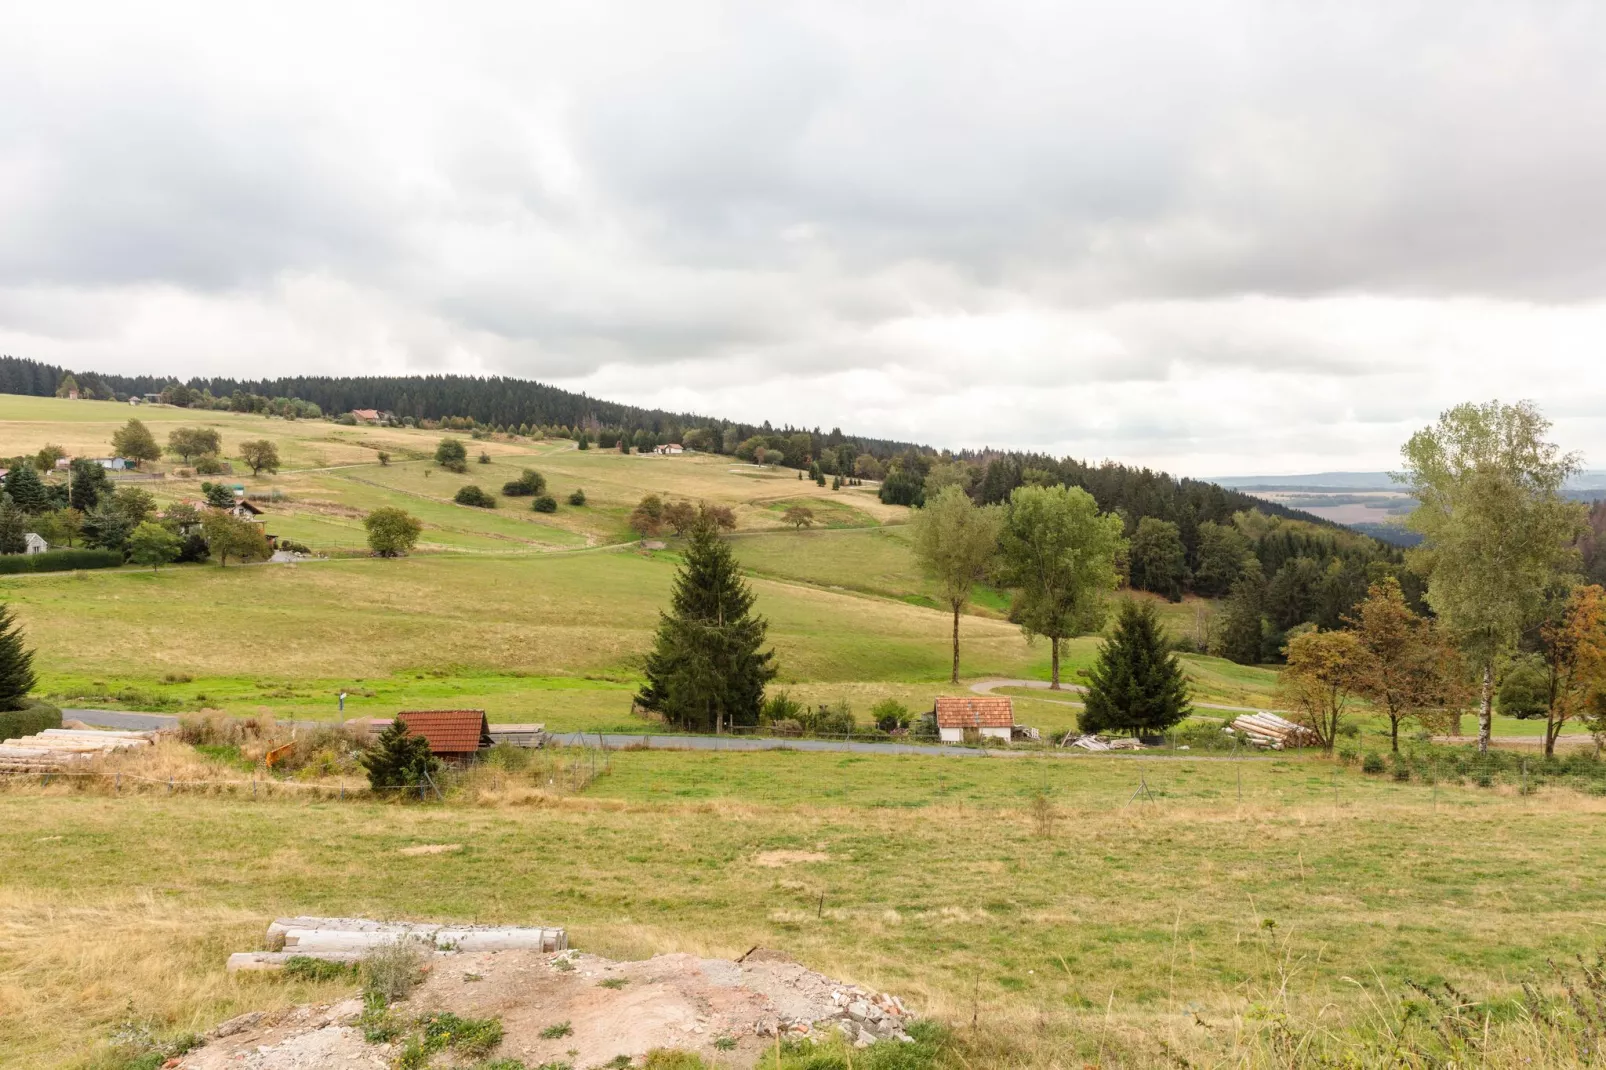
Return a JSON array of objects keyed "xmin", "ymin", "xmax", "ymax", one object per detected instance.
[
  {"xmin": 934, "ymin": 696, "xmax": 1015, "ymax": 743},
  {"xmin": 23, "ymin": 533, "xmax": 47, "ymax": 555}
]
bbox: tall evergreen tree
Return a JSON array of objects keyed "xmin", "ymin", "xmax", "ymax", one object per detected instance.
[
  {"xmin": 637, "ymin": 517, "xmax": 776, "ymax": 732},
  {"xmin": 3, "ymin": 464, "xmax": 51, "ymax": 514},
  {"xmin": 0, "ymin": 601, "xmax": 38, "ymax": 710},
  {"xmin": 0, "ymin": 502, "xmax": 26, "ymax": 555},
  {"xmin": 1079, "ymin": 600, "xmax": 1192, "ymax": 737}
]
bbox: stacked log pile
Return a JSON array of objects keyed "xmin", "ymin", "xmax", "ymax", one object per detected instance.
[
  {"xmin": 228, "ymin": 916, "xmax": 568, "ymax": 971},
  {"xmin": 1229, "ymin": 713, "xmax": 1319, "ymax": 749},
  {"xmin": 0, "ymin": 728, "xmax": 156, "ymax": 771}
]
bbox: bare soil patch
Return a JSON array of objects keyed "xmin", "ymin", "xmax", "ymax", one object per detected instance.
[
  {"xmin": 397, "ymin": 843, "xmax": 462, "ymax": 856},
  {"xmin": 180, "ymin": 948, "xmax": 910, "ymax": 1070},
  {"xmin": 752, "ymin": 850, "xmax": 829, "ymax": 867}
]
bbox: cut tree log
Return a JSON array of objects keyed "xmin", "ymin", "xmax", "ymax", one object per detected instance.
[{"xmin": 266, "ymin": 917, "xmax": 567, "ymax": 953}]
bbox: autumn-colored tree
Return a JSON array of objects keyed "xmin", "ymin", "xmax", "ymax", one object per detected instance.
[
  {"xmin": 1345, "ymin": 577, "xmax": 1468, "ymax": 752},
  {"xmin": 1278, "ymin": 629, "xmax": 1367, "ymax": 753},
  {"xmin": 782, "ymin": 505, "xmax": 815, "ymax": 530},
  {"xmin": 1536, "ymin": 584, "xmax": 1606, "ymax": 757},
  {"xmin": 663, "ymin": 500, "xmax": 698, "ymax": 536},
  {"xmin": 629, "ymin": 494, "xmax": 665, "ymax": 537}
]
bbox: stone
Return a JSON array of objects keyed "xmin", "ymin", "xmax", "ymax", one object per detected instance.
[{"xmin": 213, "ymin": 1011, "xmax": 265, "ymax": 1037}]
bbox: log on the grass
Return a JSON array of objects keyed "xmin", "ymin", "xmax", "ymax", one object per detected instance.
[{"xmin": 267, "ymin": 917, "xmax": 567, "ymax": 953}]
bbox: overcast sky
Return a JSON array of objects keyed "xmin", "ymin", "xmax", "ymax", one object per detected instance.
[{"xmin": 2, "ymin": 2, "xmax": 1604, "ymax": 475}]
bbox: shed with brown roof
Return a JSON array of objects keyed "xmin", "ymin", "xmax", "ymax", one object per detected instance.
[
  {"xmin": 934, "ymin": 696, "xmax": 1014, "ymax": 743},
  {"xmin": 394, "ymin": 710, "xmax": 493, "ymax": 761}
]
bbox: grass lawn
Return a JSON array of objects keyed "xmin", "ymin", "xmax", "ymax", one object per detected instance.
[{"xmin": 3, "ymin": 752, "xmax": 1603, "ymax": 1067}]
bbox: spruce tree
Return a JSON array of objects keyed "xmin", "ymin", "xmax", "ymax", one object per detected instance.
[
  {"xmin": 0, "ymin": 601, "xmax": 38, "ymax": 710},
  {"xmin": 359, "ymin": 720, "xmax": 440, "ymax": 790},
  {"xmin": 3, "ymin": 464, "xmax": 51, "ymax": 514},
  {"xmin": 637, "ymin": 516, "xmax": 776, "ymax": 732},
  {"xmin": 1079, "ymin": 599, "xmax": 1192, "ymax": 737},
  {"xmin": 0, "ymin": 501, "xmax": 26, "ymax": 555}
]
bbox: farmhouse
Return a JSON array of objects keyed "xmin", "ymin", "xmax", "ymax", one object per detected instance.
[
  {"xmin": 654, "ymin": 443, "xmax": 684, "ymax": 455},
  {"xmin": 350, "ymin": 408, "xmax": 382, "ymax": 424},
  {"xmin": 394, "ymin": 709, "xmax": 493, "ymax": 762},
  {"xmin": 934, "ymin": 695, "xmax": 1015, "ymax": 743}
]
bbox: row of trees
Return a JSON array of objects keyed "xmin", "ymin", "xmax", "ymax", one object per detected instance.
[{"xmin": 108, "ymin": 418, "xmax": 280, "ymax": 475}]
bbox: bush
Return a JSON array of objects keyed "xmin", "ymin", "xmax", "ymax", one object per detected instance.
[
  {"xmin": 282, "ymin": 956, "xmax": 358, "ymax": 982},
  {"xmin": 276, "ymin": 539, "xmax": 312, "ymax": 555},
  {"xmin": 531, "ymin": 495, "xmax": 558, "ymax": 513},
  {"xmin": 568, "ymin": 489, "xmax": 586, "ymax": 506},
  {"xmin": 360, "ymin": 939, "xmax": 427, "ymax": 1004},
  {"xmin": 1170, "ymin": 719, "xmax": 1238, "ymax": 751},
  {"xmin": 0, "ymin": 700, "xmax": 60, "ymax": 740},
  {"xmin": 501, "ymin": 469, "xmax": 547, "ymax": 496},
  {"xmin": 454, "ymin": 485, "xmax": 496, "ymax": 508},
  {"xmin": 193, "ymin": 454, "xmax": 226, "ymax": 475},
  {"xmin": 871, "ymin": 699, "xmax": 910, "ymax": 733},
  {"xmin": 761, "ymin": 691, "xmax": 803, "ymax": 724},
  {"xmin": 1361, "ymin": 751, "xmax": 1385, "ymax": 775},
  {"xmin": 0, "ymin": 548, "xmax": 122, "ymax": 574}
]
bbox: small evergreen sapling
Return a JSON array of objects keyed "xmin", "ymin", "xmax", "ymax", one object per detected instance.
[{"xmin": 360, "ymin": 720, "xmax": 440, "ymax": 790}]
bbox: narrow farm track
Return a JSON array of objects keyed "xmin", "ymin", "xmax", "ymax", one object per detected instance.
[{"xmin": 968, "ymin": 676, "xmax": 1287, "ymax": 715}]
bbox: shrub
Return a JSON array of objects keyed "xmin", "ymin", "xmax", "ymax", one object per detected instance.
[
  {"xmin": 568, "ymin": 489, "xmax": 586, "ymax": 506},
  {"xmin": 0, "ymin": 548, "xmax": 122, "ymax": 574},
  {"xmin": 365, "ymin": 507, "xmax": 423, "ymax": 557},
  {"xmin": 539, "ymin": 1021, "xmax": 573, "ymax": 1039},
  {"xmin": 1361, "ymin": 751, "xmax": 1385, "ymax": 775},
  {"xmin": 761, "ymin": 691, "xmax": 803, "ymax": 724},
  {"xmin": 276, "ymin": 539, "xmax": 312, "ymax": 555},
  {"xmin": 871, "ymin": 699, "xmax": 910, "ymax": 733},
  {"xmin": 360, "ymin": 938, "xmax": 427, "ymax": 1004},
  {"xmin": 454, "ymin": 485, "xmax": 496, "ymax": 508},
  {"xmin": 435, "ymin": 438, "xmax": 469, "ymax": 473},
  {"xmin": 0, "ymin": 700, "xmax": 60, "ymax": 740},
  {"xmin": 502, "ymin": 469, "xmax": 547, "ymax": 496},
  {"xmin": 531, "ymin": 495, "xmax": 558, "ymax": 513},
  {"xmin": 478, "ymin": 451, "xmax": 491, "ymax": 464},
  {"xmin": 1171, "ymin": 719, "xmax": 1238, "ymax": 752},
  {"xmin": 193, "ymin": 454, "xmax": 226, "ymax": 475}
]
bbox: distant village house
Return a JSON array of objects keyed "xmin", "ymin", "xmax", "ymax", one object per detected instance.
[{"xmin": 654, "ymin": 443, "xmax": 684, "ymax": 455}]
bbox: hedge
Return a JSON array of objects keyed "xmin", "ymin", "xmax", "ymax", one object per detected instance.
[
  {"xmin": 0, "ymin": 700, "xmax": 63, "ymax": 741},
  {"xmin": 0, "ymin": 549, "xmax": 123, "ymax": 574}
]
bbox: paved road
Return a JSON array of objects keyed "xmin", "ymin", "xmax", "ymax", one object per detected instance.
[{"xmin": 61, "ymin": 709, "xmax": 1224, "ymax": 761}]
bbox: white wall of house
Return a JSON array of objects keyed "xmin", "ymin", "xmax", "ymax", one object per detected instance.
[
  {"xmin": 938, "ymin": 725, "xmax": 1011, "ymax": 743},
  {"xmin": 23, "ymin": 533, "xmax": 47, "ymax": 554}
]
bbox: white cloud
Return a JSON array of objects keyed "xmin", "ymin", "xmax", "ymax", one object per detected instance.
[{"xmin": 1, "ymin": 1, "xmax": 1604, "ymax": 473}]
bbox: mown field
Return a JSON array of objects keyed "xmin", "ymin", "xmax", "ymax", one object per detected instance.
[{"xmin": 2, "ymin": 752, "xmax": 1602, "ymax": 1067}]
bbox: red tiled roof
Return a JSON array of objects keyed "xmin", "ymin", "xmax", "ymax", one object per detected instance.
[
  {"xmin": 395, "ymin": 710, "xmax": 492, "ymax": 754},
  {"xmin": 351, "ymin": 408, "xmax": 380, "ymax": 420},
  {"xmin": 934, "ymin": 696, "xmax": 1014, "ymax": 729}
]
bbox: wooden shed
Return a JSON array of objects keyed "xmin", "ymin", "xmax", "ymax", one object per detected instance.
[
  {"xmin": 394, "ymin": 709, "xmax": 493, "ymax": 762},
  {"xmin": 934, "ymin": 696, "xmax": 1015, "ymax": 743}
]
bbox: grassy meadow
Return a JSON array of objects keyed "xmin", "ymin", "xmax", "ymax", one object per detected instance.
[
  {"xmin": 0, "ymin": 393, "xmax": 1299, "ymax": 735},
  {"xmin": 3, "ymin": 752, "xmax": 1604, "ymax": 1067}
]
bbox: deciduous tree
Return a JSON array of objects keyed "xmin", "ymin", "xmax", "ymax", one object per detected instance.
[
  {"xmin": 239, "ymin": 439, "xmax": 280, "ymax": 476},
  {"xmin": 364, "ymin": 507, "xmax": 423, "ymax": 557},
  {"xmin": 1345, "ymin": 577, "xmax": 1468, "ymax": 752},
  {"xmin": 1279, "ymin": 629, "xmax": 1367, "ymax": 753},
  {"xmin": 663, "ymin": 500, "xmax": 699, "ymax": 535},
  {"xmin": 201, "ymin": 509, "xmax": 270, "ymax": 567},
  {"xmin": 1535, "ymin": 584, "xmax": 1606, "ymax": 757},
  {"xmin": 1401, "ymin": 400, "xmax": 1588, "ymax": 753},
  {"xmin": 997, "ymin": 484, "xmax": 1125, "ymax": 688},
  {"xmin": 1129, "ymin": 517, "xmax": 1188, "ymax": 601},
  {"xmin": 167, "ymin": 426, "xmax": 221, "ymax": 463},
  {"xmin": 127, "ymin": 521, "xmax": 181, "ymax": 572},
  {"xmin": 911, "ymin": 485, "xmax": 1002, "ymax": 683},
  {"xmin": 434, "ymin": 437, "xmax": 468, "ymax": 472},
  {"xmin": 782, "ymin": 505, "xmax": 816, "ymax": 530},
  {"xmin": 629, "ymin": 494, "xmax": 665, "ymax": 537},
  {"xmin": 112, "ymin": 418, "xmax": 161, "ymax": 464}
]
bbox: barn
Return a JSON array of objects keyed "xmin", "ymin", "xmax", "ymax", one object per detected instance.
[
  {"xmin": 393, "ymin": 710, "xmax": 493, "ymax": 763},
  {"xmin": 934, "ymin": 696, "xmax": 1015, "ymax": 743}
]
